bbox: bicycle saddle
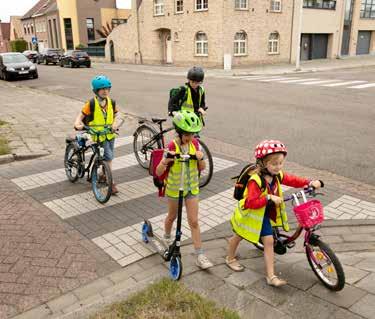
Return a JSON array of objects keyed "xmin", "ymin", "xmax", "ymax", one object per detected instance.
[{"xmin": 151, "ymin": 118, "xmax": 167, "ymax": 124}]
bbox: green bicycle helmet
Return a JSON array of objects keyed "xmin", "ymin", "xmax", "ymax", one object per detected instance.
[{"xmin": 172, "ymin": 110, "xmax": 202, "ymax": 134}]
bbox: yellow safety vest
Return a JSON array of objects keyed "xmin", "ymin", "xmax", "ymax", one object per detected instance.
[
  {"xmin": 181, "ymin": 86, "xmax": 204, "ymax": 112},
  {"xmin": 165, "ymin": 140, "xmax": 199, "ymax": 198},
  {"xmin": 230, "ymin": 172, "xmax": 289, "ymax": 244},
  {"xmin": 89, "ymin": 97, "xmax": 115, "ymax": 142}
]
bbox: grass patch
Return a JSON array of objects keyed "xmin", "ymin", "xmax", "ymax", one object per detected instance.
[
  {"xmin": 91, "ymin": 278, "xmax": 240, "ymax": 319},
  {"xmin": 0, "ymin": 137, "xmax": 10, "ymax": 155}
]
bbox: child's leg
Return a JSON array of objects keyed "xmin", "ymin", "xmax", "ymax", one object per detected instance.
[
  {"xmin": 164, "ymin": 199, "xmax": 178, "ymax": 236},
  {"xmin": 185, "ymin": 197, "xmax": 201, "ymax": 250},
  {"xmin": 227, "ymin": 234, "xmax": 242, "ymax": 260},
  {"xmin": 262, "ymin": 235, "xmax": 275, "ymax": 278}
]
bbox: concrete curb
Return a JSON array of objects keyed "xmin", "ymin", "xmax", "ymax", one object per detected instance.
[{"xmin": 0, "ymin": 151, "xmax": 50, "ymax": 165}]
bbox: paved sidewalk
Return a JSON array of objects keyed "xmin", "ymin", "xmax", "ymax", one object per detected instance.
[
  {"xmin": 12, "ymin": 222, "xmax": 375, "ymax": 319},
  {"xmin": 94, "ymin": 55, "xmax": 375, "ymax": 77}
]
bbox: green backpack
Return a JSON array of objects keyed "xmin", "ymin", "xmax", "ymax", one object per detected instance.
[{"xmin": 169, "ymin": 86, "xmax": 187, "ymax": 107}]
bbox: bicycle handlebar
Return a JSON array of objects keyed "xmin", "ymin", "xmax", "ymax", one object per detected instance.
[
  {"xmin": 166, "ymin": 153, "xmax": 198, "ymax": 161},
  {"xmin": 283, "ymin": 186, "xmax": 324, "ymax": 202}
]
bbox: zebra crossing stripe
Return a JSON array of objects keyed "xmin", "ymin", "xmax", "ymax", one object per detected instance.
[
  {"xmin": 43, "ymin": 157, "xmax": 238, "ymax": 219},
  {"xmin": 277, "ymin": 78, "xmax": 320, "ymax": 83},
  {"xmin": 348, "ymin": 82, "xmax": 375, "ymax": 89},
  {"xmin": 322, "ymin": 80, "xmax": 367, "ymax": 87},
  {"xmin": 12, "ymin": 152, "xmax": 138, "ymax": 191},
  {"xmin": 91, "ymin": 188, "xmax": 235, "ymax": 267},
  {"xmin": 243, "ymin": 76, "xmax": 284, "ymax": 81},
  {"xmin": 259, "ymin": 77, "xmax": 297, "ymax": 82},
  {"xmin": 298, "ymin": 79, "xmax": 342, "ymax": 85}
]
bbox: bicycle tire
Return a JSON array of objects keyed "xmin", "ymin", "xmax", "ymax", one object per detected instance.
[
  {"xmin": 91, "ymin": 159, "xmax": 113, "ymax": 204},
  {"xmin": 133, "ymin": 125, "xmax": 162, "ymax": 169},
  {"xmin": 198, "ymin": 140, "xmax": 213, "ymax": 188},
  {"xmin": 306, "ymin": 238, "xmax": 345, "ymax": 291},
  {"xmin": 64, "ymin": 143, "xmax": 81, "ymax": 183}
]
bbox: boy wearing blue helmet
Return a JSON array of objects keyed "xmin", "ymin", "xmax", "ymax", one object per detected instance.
[{"xmin": 74, "ymin": 75, "xmax": 122, "ymax": 194}]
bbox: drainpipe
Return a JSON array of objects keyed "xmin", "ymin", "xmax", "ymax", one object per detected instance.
[
  {"xmin": 136, "ymin": 0, "xmax": 143, "ymax": 64},
  {"xmin": 295, "ymin": 0, "xmax": 303, "ymax": 70},
  {"xmin": 337, "ymin": 0, "xmax": 346, "ymax": 58},
  {"xmin": 289, "ymin": 0, "xmax": 296, "ymax": 63}
]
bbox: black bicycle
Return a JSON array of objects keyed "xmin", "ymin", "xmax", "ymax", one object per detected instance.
[
  {"xmin": 133, "ymin": 117, "xmax": 213, "ymax": 188},
  {"xmin": 64, "ymin": 125, "xmax": 116, "ymax": 203}
]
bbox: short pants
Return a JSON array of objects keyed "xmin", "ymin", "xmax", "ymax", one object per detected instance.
[
  {"xmin": 103, "ymin": 139, "xmax": 115, "ymax": 161},
  {"xmin": 260, "ymin": 212, "xmax": 273, "ymax": 237},
  {"xmin": 167, "ymin": 191, "xmax": 199, "ymax": 201}
]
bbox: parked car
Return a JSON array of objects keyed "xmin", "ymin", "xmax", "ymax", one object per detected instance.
[
  {"xmin": 23, "ymin": 50, "xmax": 39, "ymax": 63},
  {"xmin": 59, "ymin": 50, "xmax": 91, "ymax": 68},
  {"xmin": 0, "ymin": 52, "xmax": 38, "ymax": 81},
  {"xmin": 37, "ymin": 48, "xmax": 63, "ymax": 65}
]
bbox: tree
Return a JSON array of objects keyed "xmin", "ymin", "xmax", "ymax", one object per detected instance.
[{"xmin": 10, "ymin": 39, "xmax": 27, "ymax": 52}]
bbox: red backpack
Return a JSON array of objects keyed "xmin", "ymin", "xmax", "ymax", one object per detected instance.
[{"xmin": 149, "ymin": 149, "xmax": 169, "ymax": 197}]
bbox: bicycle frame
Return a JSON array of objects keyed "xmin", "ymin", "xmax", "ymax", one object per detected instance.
[{"xmin": 138, "ymin": 118, "xmax": 174, "ymax": 150}]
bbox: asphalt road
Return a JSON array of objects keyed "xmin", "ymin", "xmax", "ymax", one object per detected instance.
[{"xmin": 11, "ymin": 64, "xmax": 375, "ymax": 186}]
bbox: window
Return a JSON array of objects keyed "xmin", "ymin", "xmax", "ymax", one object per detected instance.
[
  {"xmin": 111, "ymin": 19, "xmax": 127, "ymax": 28},
  {"xmin": 195, "ymin": 32, "xmax": 208, "ymax": 55},
  {"xmin": 270, "ymin": 0, "xmax": 282, "ymax": 12},
  {"xmin": 303, "ymin": 0, "xmax": 336, "ymax": 9},
  {"xmin": 235, "ymin": 0, "xmax": 248, "ymax": 9},
  {"xmin": 154, "ymin": 0, "xmax": 164, "ymax": 15},
  {"xmin": 176, "ymin": 0, "xmax": 184, "ymax": 13},
  {"xmin": 360, "ymin": 0, "xmax": 375, "ymax": 18},
  {"xmin": 195, "ymin": 0, "xmax": 208, "ymax": 11},
  {"xmin": 86, "ymin": 18, "xmax": 95, "ymax": 41},
  {"xmin": 234, "ymin": 31, "xmax": 247, "ymax": 55},
  {"xmin": 268, "ymin": 32, "xmax": 279, "ymax": 54},
  {"xmin": 27, "ymin": 24, "xmax": 30, "ymax": 34},
  {"xmin": 24, "ymin": 25, "xmax": 27, "ymax": 35},
  {"xmin": 64, "ymin": 18, "xmax": 74, "ymax": 50},
  {"xmin": 31, "ymin": 24, "xmax": 34, "ymax": 34}
]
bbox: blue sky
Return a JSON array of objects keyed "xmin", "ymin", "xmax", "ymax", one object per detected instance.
[{"xmin": 0, "ymin": 0, "xmax": 131, "ymax": 23}]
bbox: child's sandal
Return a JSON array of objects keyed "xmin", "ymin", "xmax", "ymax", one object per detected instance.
[
  {"xmin": 266, "ymin": 275, "xmax": 287, "ymax": 287},
  {"xmin": 225, "ymin": 257, "xmax": 244, "ymax": 272}
]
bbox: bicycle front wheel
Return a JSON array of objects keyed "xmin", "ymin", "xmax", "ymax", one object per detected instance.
[
  {"xmin": 198, "ymin": 140, "xmax": 213, "ymax": 188},
  {"xmin": 133, "ymin": 125, "xmax": 162, "ymax": 169},
  {"xmin": 91, "ymin": 160, "xmax": 113, "ymax": 204},
  {"xmin": 64, "ymin": 143, "xmax": 81, "ymax": 183},
  {"xmin": 306, "ymin": 238, "xmax": 345, "ymax": 291}
]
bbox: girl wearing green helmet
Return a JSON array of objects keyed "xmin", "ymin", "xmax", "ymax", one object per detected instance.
[{"xmin": 156, "ymin": 110, "xmax": 213, "ymax": 270}]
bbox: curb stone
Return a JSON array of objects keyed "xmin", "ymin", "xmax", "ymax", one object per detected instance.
[{"xmin": 0, "ymin": 151, "xmax": 51, "ymax": 165}]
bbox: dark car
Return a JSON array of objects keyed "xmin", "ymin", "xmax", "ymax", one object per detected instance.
[
  {"xmin": 0, "ymin": 52, "xmax": 38, "ymax": 81},
  {"xmin": 23, "ymin": 50, "xmax": 39, "ymax": 63},
  {"xmin": 37, "ymin": 48, "xmax": 63, "ymax": 65},
  {"xmin": 60, "ymin": 50, "xmax": 91, "ymax": 68}
]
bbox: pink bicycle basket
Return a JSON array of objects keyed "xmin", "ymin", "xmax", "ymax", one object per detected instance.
[{"xmin": 293, "ymin": 200, "xmax": 324, "ymax": 228}]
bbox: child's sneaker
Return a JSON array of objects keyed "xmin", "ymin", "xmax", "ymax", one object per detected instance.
[
  {"xmin": 196, "ymin": 254, "xmax": 213, "ymax": 269},
  {"xmin": 163, "ymin": 234, "xmax": 173, "ymax": 247}
]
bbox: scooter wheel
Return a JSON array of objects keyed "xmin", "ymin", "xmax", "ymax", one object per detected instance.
[{"xmin": 169, "ymin": 256, "xmax": 183, "ymax": 281}]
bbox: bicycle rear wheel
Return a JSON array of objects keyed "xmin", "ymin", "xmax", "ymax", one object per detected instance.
[
  {"xmin": 64, "ymin": 143, "xmax": 81, "ymax": 183},
  {"xmin": 306, "ymin": 238, "xmax": 345, "ymax": 291},
  {"xmin": 198, "ymin": 140, "xmax": 213, "ymax": 188},
  {"xmin": 133, "ymin": 125, "xmax": 162, "ymax": 169},
  {"xmin": 91, "ymin": 159, "xmax": 113, "ymax": 204}
]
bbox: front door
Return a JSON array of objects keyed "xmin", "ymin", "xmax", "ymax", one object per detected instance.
[
  {"xmin": 357, "ymin": 31, "xmax": 371, "ymax": 55},
  {"xmin": 166, "ymin": 35, "xmax": 172, "ymax": 64},
  {"xmin": 301, "ymin": 34, "xmax": 311, "ymax": 61}
]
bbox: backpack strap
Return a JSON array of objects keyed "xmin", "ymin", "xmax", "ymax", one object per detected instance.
[
  {"xmin": 89, "ymin": 97, "xmax": 95, "ymax": 115},
  {"xmin": 250, "ymin": 174, "xmax": 266, "ymax": 193}
]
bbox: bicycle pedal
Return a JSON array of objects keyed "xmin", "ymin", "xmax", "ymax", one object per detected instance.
[{"xmin": 286, "ymin": 241, "xmax": 296, "ymax": 249}]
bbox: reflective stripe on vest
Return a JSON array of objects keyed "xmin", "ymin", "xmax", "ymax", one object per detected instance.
[
  {"xmin": 89, "ymin": 97, "xmax": 115, "ymax": 142},
  {"xmin": 181, "ymin": 86, "xmax": 204, "ymax": 112},
  {"xmin": 230, "ymin": 172, "xmax": 289, "ymax": 244},
  {"xmin": 165, "ymin": 140, "xmax": 199, "ymax": 198}
]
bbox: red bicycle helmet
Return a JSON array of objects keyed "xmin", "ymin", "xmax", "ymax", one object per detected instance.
[{"xmin": 254, "ymin": 140, "xmax": 287, "ymax": 159}]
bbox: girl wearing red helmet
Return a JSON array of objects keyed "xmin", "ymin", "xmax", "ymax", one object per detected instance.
[{"xmin": 226, "ymin": 140, "xmax": 322, "ymax": 287}]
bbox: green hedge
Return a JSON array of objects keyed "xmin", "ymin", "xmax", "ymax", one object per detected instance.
[{"xmin": 10, "ymin": 39, "xmax": 28, "ymax": 52}]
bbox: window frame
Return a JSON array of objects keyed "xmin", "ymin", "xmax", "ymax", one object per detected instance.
[
  {"xmin": 234, "ymin": 31, "xmax": 248, "ymax": 56},
  {"xmin": 360, "ymin": 0, "xmax": 375, "ymax": 18},
  {"xmin": 195, "ymin": 0, "xmax": 208, "ymax": 11},
  {"xmin": 268, "ymin": 32, "xmax": 280, "ymax": 55},
  {"xmin": 154, "ymin": 0, "xmax": 165, "ymax": 16},
  {"xmin": 270, "ymin": 0, "xmax": 282, "ymax": 12},
  {"xmin": 86, "ymin": 18, "xmax": 95, "ymax": 41},
  {"xmin": 234, "ymin": 0, "xmax": 249, "ymax": 10},
  {"xmin": 195, "ymin": 31, "xmax": 208, "ymax": 56},
  {"xmin": 303, "ymin": 0, "xmax": 336, "ymax": 10},
  {"xmin": 175, "ymin": 0, "xmax": 184, "ymax": 13}
]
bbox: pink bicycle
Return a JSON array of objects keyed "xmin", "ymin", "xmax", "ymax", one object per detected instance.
[{"xmin": 254, "ymin": 187, "xmax": 345, "ymax": 291}]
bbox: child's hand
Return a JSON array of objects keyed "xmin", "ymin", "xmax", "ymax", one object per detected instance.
[
  {"xmin": 309, "ymin": 180, "xmax": 322, "ymax": 189},
  {"xmin": 196, "ymin": 151, "xmax": 204, "ymax": 161},
  {"xmin": 269, "ymin": 195, "xmax": 283, "ymax": 205},
  {"xmin": 75, "ymin": 124, "xmax": 84, "ymax": 130},
  {"xmin": 198, "ymin": 108, "xmax": 206, "ymax": 116},
  {"xmin": 164, "ymin": 151, "xmax": 176, "ymax": 164}
]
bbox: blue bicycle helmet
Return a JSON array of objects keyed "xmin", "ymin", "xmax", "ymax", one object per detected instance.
[{"xmin": 91, "ymin": 75, "xmax": 112, "ymax": 92}]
